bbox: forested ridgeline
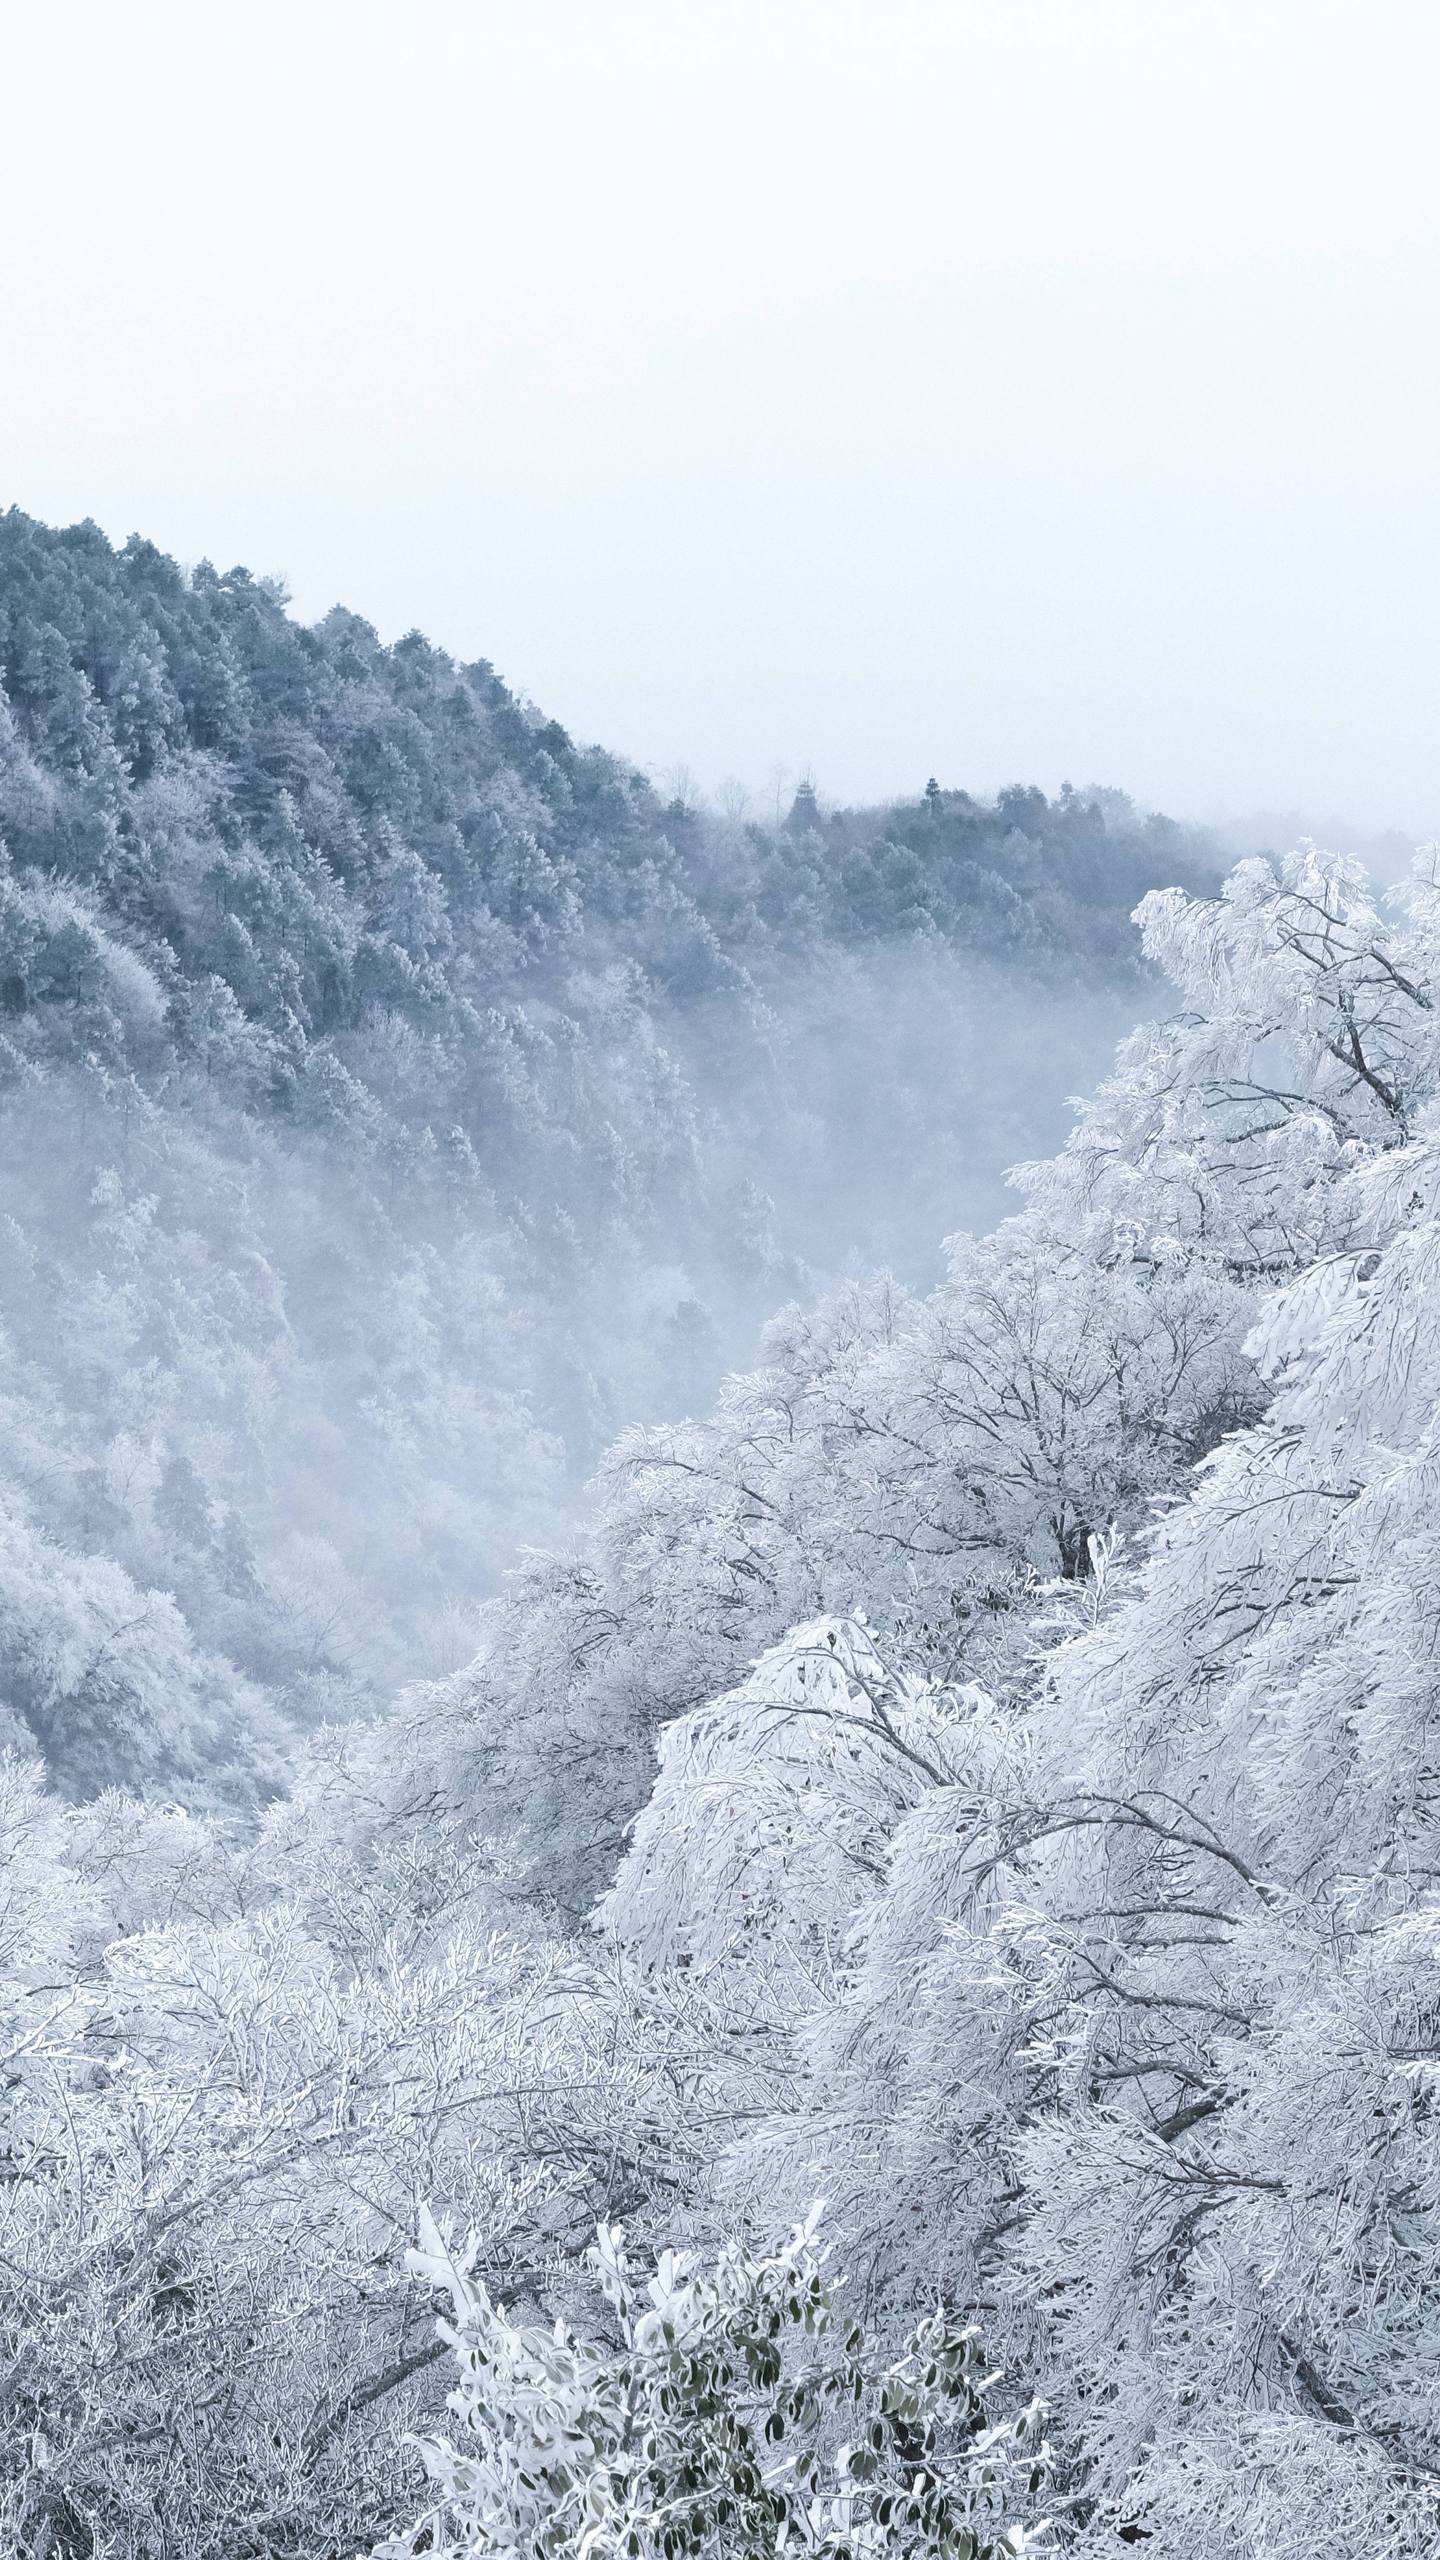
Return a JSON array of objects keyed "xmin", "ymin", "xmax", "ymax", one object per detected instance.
[
  {"xmin": 0, "ymin": 508, "xmax": 1215, "ymax": 1798},
  {"xmin": 8, "ymin": 837, "xmax": 1440, "ymax": 2557}
]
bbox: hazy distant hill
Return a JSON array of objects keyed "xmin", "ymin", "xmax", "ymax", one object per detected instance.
[{"xmin": 0, "ymin": 507, "xmax": 1218, "ymax": 1797}]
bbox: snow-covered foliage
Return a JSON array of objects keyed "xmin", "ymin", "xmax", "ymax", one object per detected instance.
[
  {"xmin": 999, "ymin": 1109, "xmax": 1440, "ymax": 2554},
  {"xmin": 9, "ymin": 829, "xmax": 1440, "ymax": 2557},
  {"xmin": 379, "ymin": 2209, "xmax": 1049, "ymax": 2560},
  {"xmin": 0, "ymin": 1767, "xmax": 567, "ymax": 2557}
]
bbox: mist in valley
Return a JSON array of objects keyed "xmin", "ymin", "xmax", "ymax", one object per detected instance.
[{"xmin": 0, "ymin": 928, "xmax": 1146, "ymax": 1735}]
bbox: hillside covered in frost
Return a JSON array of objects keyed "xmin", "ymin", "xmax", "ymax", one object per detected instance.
[{"xmin": 0, "ymin": 508, "xmax": 1214, "ymax": 1796}]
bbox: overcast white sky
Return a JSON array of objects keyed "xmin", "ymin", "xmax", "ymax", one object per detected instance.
[{"xmin": 3, "ymin": 0, "xmax": 1438, "ymax": 832}]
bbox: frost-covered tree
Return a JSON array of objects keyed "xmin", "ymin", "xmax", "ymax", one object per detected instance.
[
  {"xmin": 0, "ymin": 1759, "xmax": 595, "ymax": 2558},
  {"xmin": 992, "ymin": 1107, "xmax": 1440, "ymax": 2555}
]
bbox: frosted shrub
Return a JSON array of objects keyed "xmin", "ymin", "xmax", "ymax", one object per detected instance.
[{"xmin": 381, "ymin": 2208, "xmax": 1049, "ymax": 2559}]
